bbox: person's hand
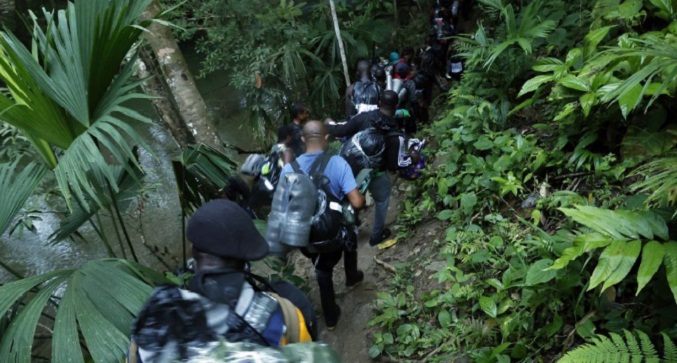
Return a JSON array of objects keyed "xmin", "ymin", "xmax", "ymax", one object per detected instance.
[{"xmin": 324, "ymin": 118, "xmax": 336, "ymax": 126}]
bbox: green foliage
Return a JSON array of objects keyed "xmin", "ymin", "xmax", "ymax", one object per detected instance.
[
  {"xmin": 0, "ymin": 159, "xmax": 46, "ymax": 236},
  {"xmin": 371, "ymin": 0, "xmax": 677, "ymax": 361},
  {"xmin": 550, "ymin": 205, "xmax": 677, "ymax": 302},
  {"xmin": 0, "ymin": 259, "xmax": 165, "ymax": 363},
  {"xmin": 160, "ymin": 0, "xmax": 419, "ymax": 125},
  {"xmin": 558, "ymin": 330, "xmax": 675, "ymax": 363},
  {"xmin": 171, "ymin": 143, "xmax": 237, "ymax": 214},
  {"xmin": 0, "ymin": 0, "xmax": 155, "ymax": 211},
  {"xmin": 478, "ymin": 0, "xmax": 557, "ymax": 68}
]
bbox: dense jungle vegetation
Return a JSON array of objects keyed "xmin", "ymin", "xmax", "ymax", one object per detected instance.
[{"xmin": 0, "ymin": 0, "xmax": 677, "ymax": 362}]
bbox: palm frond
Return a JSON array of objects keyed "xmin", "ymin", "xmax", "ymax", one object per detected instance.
[
  {"xmin": 172, "ymin": 143, "xmax": 237, "ymax": 214},
  {"xmin": 631, "ymin": 154, "xmax": 677, "ymax": 207},
  {"xmin": 0, "ymin": 0, "xmax": 155, "ymax": 211},
  {"xmin": 49, "ymin": 163, "xmax": 144, "ymax": 244},
  {"xmin": 598, "ymin": 37, "xmax": 677, "ymax": 114},
  {"xmin": 0, "ymin": 159, "xmax": 46, "ymax": 235},
  {"xmin": 0, "ymin": 259, "xmax": 160, "ymax": 363}
]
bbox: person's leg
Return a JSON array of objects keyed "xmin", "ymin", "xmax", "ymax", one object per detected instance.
[
  {"xmin": 313, "ymin": 250, "xmax": 343, "ymax": 329},
  {"xmin": 343, "ymin": 226, "xmax": 363, "ymax": 286},
  {"xmin": 368, "ymin": 172, "xmax": 392, "ymax": 243}
]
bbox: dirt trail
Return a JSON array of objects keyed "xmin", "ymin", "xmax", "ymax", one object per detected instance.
[{"xmin": 290, "ymin": 186, "xmax": 411, "ymax": 362}]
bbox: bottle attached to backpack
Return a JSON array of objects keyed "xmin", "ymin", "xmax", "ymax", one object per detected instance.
[{"xmin": 265, "ymin": 154, "xmax": 345, "ymax": 253}]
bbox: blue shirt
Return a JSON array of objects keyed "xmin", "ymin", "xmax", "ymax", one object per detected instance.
[{"xmin": 280, "ymin": 151, "xmax": 357, "ymax": 200}]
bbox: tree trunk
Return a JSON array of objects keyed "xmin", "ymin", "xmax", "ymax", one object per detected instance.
[
  {"xmin": 328, "ymin": 0, "xmax": 351, "ymax": 88},
  {"xmin": 142, "ymin": 0, "xmax": 225, "ymax": 152},
  {"xmin": 136, "ymin": 46, "xmax": 196, "ymax": 149}
]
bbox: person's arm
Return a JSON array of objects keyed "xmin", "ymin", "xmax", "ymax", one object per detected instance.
[
  {"xmin": 345, "ymin": 84, "xmax": 354, "ymax": 117},
  {"xmin": 281, "ymin": 148, "xmax": 295, "ymax": 165},
  {"xmin": 345, "ymin": 188, "xmax": 365, "ymax": 210},
  {"xmin": 328, "ymin": 114, "xmax": 364, "ymax": 138},
  {"xmin": 334, "ymin": 156, "xmax": 365, "ymax": 209}
]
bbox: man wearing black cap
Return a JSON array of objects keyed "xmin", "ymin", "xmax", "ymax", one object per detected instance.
[{"xmin": 127, "ymin": 200, "xmax": 314, "ymax": 363}]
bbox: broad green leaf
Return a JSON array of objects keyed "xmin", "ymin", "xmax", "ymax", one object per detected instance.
[
  {"xmin": 565, "ymin": 48, "xmax": 583, "ymax": 68},
  {"xmin": 636, "ymin": 241, "xmax": 665, "ymax": 295},
  {"xmin": 532, "ymin": 57, "xmax": 564, "ymax": 72},
  {"xmin": 619, "ymin": 0, "xmax": 644, "ymax": 19},
  {"xmin": 553, "ymin": 103, "xmax": 576, "ymax": 122},
  {"xmin": 575, "ymin": 319, "xmax": 597, "ymax": 339},
  {"xmin": 579, "ymin": 93, "xmax": 597, "ymax": 117},
  {"xmin": 438, "ymin": 310, "xmax": 452, "ymax": 327},
  {"xmin": 437, "ymin": 209, "xmax": 454, "ymax": 221},
  {"xmin": 525, "ymin": 259, "xmax": 557, "ymax": 286},
  {"xmin": 474, "ymin": 137, "xmax": 494, "ymax": 150},
  {"xmin": 368, "ymin": 345, "xmax": 382, "ymax": 358},
  {"xmin": 560, "ymin": 206, "xmax": 668, "ymax": 240},
  {"xmin": 584, "ymin": 26, "xmax": 613, "ymax": 56},
  {"xmin": 649, "ymin": 0, "xmax": 675, "ymax": 19},
  {"xmin": 618, "ymin": 84, "xmax": 643, "ymax": 118},
  {"xmin": 545, "ymin": 315, "xmax": 563, "ymax": 337},
  {"xmin": 601, "ymin": 240, "xmax": 642, "ymax": 291},
  {"xmin": 588, "ymin": 240, "xmax": 634, "ymax": 291},
  {"xmin": 479, "ymin": 296, "xmax": 498, "ymax": 318},
  {"xmin": 460, "ymin": 193, "xmax": 478, "ymax": 213},
  {"xmin": 663, "ymin": 242, "xmax": 677, "ymax": 304},
  {"xmin": 559, "ymin": 75, "xmax": 590, "ymax": 92},
  {"xmin": 518, "ymin": 75, "xmax": 554, "ymax": 97},
  {"xmin": 550, "ymin": 233, "xmax": 613, "ymax": 270}
]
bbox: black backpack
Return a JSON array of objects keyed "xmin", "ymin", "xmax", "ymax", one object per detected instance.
[
  {"xmin": 351, "ymin": 81, "xmax": 381, "ymax": 112},
  {"xmin": 290, "ymin": 154, "xmax": 345, "ymax": 253}
]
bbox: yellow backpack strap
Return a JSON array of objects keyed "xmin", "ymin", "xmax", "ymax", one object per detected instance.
[
  {"xmin": 127, "ymin": 339, "xmax": 139, "ymax": 363},
  {"xmin": 270, "ymin": 293, "xmax": 302, "ymax": 344}
]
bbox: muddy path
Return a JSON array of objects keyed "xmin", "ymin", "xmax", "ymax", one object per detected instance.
[{"xmin": 288, "ymin": 183, "xmax": 416, "ymax": 362}]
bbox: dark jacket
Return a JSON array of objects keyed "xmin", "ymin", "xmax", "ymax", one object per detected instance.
[
  {"xmin": 287, "ymin": 123, "xmax": 305, "ymax": 157},
  {"xmin": 329, "ymin": 110, "xmax": 411, "ymax": 172}
]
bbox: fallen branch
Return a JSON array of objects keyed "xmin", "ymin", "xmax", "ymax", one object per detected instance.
[{"xmin": 373, "ymin": 257, "xmax": 397, "ymax": 274}]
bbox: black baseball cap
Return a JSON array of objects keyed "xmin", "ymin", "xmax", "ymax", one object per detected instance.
[{"xmin": 187, "ymin": 200, "xmax": 268, "ymax": 261}]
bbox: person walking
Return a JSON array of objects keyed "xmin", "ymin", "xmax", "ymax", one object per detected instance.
[
  {"xmin": 279, "ymin": 120, "xmax": 365, "ymax": 331},
  {"xmin": 127, "ymin": 200, "xmax": 314, "ymax": 363},
  {"xmin": 281, "ymin": 103, "xmax": 309, "ymax": 157},
  {"xmin": 328, "ymin": 90, "xmax": 415, "ymax": 246}
]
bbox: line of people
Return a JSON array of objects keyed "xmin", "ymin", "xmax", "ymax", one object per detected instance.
[{"xmin": 126, "ymin": 1, "xmax": 473, "ymax": 359}]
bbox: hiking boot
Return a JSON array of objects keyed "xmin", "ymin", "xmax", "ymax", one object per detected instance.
[
  {"xmin": 326, "ymin": 306, "xmax": 341, "ymax": 331},
  {"xmin": 345, "ymin": 270, "xmax": 364, "ymax": 288},
  {"xmin": 369, "ymin": 228, "xmax": 392, "ymax": 246}
]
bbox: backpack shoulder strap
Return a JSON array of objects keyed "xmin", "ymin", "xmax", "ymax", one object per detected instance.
[
  {"xmin": 269, "ymin": 292, "xmax": 302, "ymax": 344},
  {"xmin": 290, "ymin": 160, "xmax": 303, "ymax": 174}
]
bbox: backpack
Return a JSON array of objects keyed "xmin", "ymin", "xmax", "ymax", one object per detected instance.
[
  {"xmin": 265, "ymin": 154, "xmax": 344, "ymax": 252},
  {"xmin": 351, "ymin": 81, "xmax": 381, "ymax": 114},
  {"xmin": 291, "ymin": 155, "xmax": 344, "ymax": 253},
  {"xmin": 339, "ymin": 127, "xmax": 386, "ymax": 176},
  {"xmin": 249, "ymin": 144, "xmax": 286, "ymax": 203}
]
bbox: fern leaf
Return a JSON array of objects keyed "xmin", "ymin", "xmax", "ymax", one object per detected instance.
[
  {"xmin": 559, "ymin": 330, "xmax": 664, "ymax": 363},
  {"xmin": 636, "ymin": 330, "xmax": 658, "ymax": 362},
  {"xmin": 663, "ymin": 333, "xmax": 677, "ymax": 362},
  {"xmin": 622, "ymin": 330, "xmax": 642, "ymax": 363}
]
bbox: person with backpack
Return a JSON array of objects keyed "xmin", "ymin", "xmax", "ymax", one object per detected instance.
[
  {"xmin": 278, "ymin": 120, "xmax": 366, "ymax": 331},
  {"xmin": 328, "ymin": 90, "xmax": 415, "ymax": 247},
  {"xmin": 345, "ymin": 60, "xmax": 382, "ymax": 118},
  {"xmin": 283, "ymin": 103, "xmax": 309, "ymax": 158},
  {"xmin": 127, "ymin": 200, "xmax": 315, "ymax": 363},
  {"xmin": 243, "ymin": 125, "xmax": 296, "ymax": 211}
]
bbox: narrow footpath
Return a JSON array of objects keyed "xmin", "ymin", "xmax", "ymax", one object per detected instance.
[{"xmin": 290, "ymin": 183, "xmax": 413, "ymax": 362}]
